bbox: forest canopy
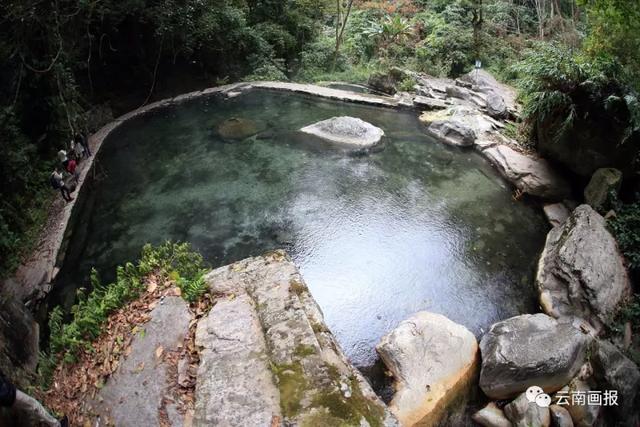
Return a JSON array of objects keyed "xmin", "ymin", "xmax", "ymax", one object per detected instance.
[{"xmin": 1, "ymin": 0, "xmax": 639, "ymax": 277}]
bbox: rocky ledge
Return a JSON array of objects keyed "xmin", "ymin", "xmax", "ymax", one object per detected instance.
[{"xmin": 195, "ymin": 250, "xmax": 397, "ymax": 426}]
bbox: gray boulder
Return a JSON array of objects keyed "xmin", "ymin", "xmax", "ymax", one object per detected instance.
[
  {"xmin": 543, "ymin": 203, "xmax": 571, "ymax": 228},
  {"xmin": 426, "ymin": 120, "xmax": 476, "ymax": 147},
  {"xmin": 300, "ymin": 116, "xmax": 384, "ymax": 148},
  {"xmin": 504, "ymin": 392, "xmax": 551, "ymax": 427},
  {"xmin": 367, "ymin": 67, "xmax": 407, "ymax": 95},
  {"xmin": 479, "ymin": 314, "xmax": 591, "ymax": 400},
  {"xmin": 536, "ymin": 205, "xmax": 631, "ymax": 332},
  {"xmin": 376, "ymin": 311, "xmax": 478, "ymax": 427},
  {"xmin": 486, "ymin": 91, "xmax": 508, "ymax": 119},
  {"xmin": 472, "ymin": 402, "xmax": 512, "ymax": 427},
  {"xmin": 0, "ymin": 296, "xmax": 39, "ymax": 387},
  {"xmin": 446, "ymin": 85, "xmax": 471, "ymax": 101},
  {"xmin": 413, "ymin": 95, "xmax": 447, "ymax": 110},
  {"xmin": 549, "ymin": 405, "xmax": 574, "ymax": 427},
  {"xmin": 563, "ymin": 379, "xmax": 600, "ymax": 427},
  {"xmin": 590, "ymin": 340, "xmax": 640, "ymax": 425},
  {"xmin": 483, "ymin": 145, "xmax": 572, "ymax": 200},
  {"xmin": 583, "ymin": 168, "xmax": 622, "ymax": 211}
]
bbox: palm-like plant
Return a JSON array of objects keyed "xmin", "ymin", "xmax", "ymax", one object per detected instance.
[{"xmin": 362, "ymin": 14, "xmax": 413, "ymax": 50}]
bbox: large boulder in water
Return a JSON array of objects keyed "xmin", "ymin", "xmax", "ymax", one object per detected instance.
[
  {"xmin": 376, "ymin": 311, "xmax": 478, "ymax": 426},
  {"xmin": 300, "ymin": 116, "xmax": 384, "ymax": 148},
  {"xmin": 536, "ymin": 205, "xmax": 631, "ymax": 332},
  {"xmin": 479, "ymin": 313, "xmax": 591, "ymax": 400},
  {"xmin": 217, "ymin": 117, "xmax": 259, "ymax": 140},
  {"xmin": 583, "ymin": 167, "xmax": 622, "ymax": 211}
]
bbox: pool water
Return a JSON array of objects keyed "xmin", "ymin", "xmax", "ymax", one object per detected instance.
[{"xmin": 52, "ymin": 89, "xmax": 547, "ymax": 368}]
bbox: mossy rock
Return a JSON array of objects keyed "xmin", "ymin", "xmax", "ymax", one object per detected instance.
[{"xmin": 217, "ymin": 117, "xmax": 259, "ymax": 140}]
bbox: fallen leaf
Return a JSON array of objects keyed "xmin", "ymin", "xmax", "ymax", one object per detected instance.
[
  {"xmin": 147, "ymin": 280, "xmax": 158, "ymax": 293},
  {"xmin": 134, "ymin": 362, "xmax": 145, "ymax": 373},
  {"xmin": 155, "ymin": 346, "xmax": 164, "ymax": 359}
]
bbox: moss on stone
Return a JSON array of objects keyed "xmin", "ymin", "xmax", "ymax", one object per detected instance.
[
  {"xmin": 289, "ymin": 278, "xmax": 308, "ymax": 296},
  {"xmin": 294, "ymin": 344, "xmax": 317, "ymax": 357},
  {"xmin": 270, "ymin": 361, "xmax": 307, "ymax": 418},
  {"xmin": 311, "ymin": 321, "xmax": 329, "ymax": 334}
]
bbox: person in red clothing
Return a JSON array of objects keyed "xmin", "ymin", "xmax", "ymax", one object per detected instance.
[
  {"xmin": 65, "ymin": 158, "xmax": 79, "ymax": 184},
  {"xmin": 0, "ymin": 371, "xmax": 67, "ymax": 426}
]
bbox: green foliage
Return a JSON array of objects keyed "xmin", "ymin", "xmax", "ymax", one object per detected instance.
[
  {"xmin": 579, "ymin": 0, "xmax": 640, "ymax": 87},
  {"xmin": 608, "ymin": 201, "xmax": 640, "ymax": 272},
  {"xmin": 0, "ymin": 0, "xmax": 328, "ymax": 277},
  {"xmin": 42, "ymin": 242, "xmax": 207, "ymax": 381},
  {"xmin": 513, "ymin": 42, "xmax": 637, "ymax": 144}
]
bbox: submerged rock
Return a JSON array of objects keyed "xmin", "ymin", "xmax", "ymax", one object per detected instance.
[
  {"xmin": 479, "ymin": 314, "xmax": 591, "ymax": 400},
  {"xmin": 376, "ymin": 311, "xmax": 478, "ymax": 426},
  {"xmin": 483, "ymin": 145, "xmax": 572, "ymax": 200},
  {"xmin": 300, "ymin": 116, "xmax": 385, "ymax": 148},
  {"xmin": 536, "ymin": 205, "xmax": 631, "ymax": 332},
  {"xmin": 583, "ymin": 168, "xmax": 622, "ymax": 211},
  {"xmin": 217, "ymin": 117, "xmax": 259, "ymax": 140}
]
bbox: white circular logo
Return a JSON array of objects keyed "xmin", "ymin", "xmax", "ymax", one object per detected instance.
[
  {"xmin": 535, "ymin": 393, "xmax": 552, "ymax": 408},
  {"xmin": 525, "ymin": 385, "xmax": 544, "ymax": 403}
]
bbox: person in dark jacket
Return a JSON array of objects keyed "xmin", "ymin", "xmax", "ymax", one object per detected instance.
[
  {"xmin": 0, "ymin": 371, "xmax": 67, "ymax": 426},
  {"xmin": 74, "ymin": 132, "xmax": 91, "ymax": 158}
]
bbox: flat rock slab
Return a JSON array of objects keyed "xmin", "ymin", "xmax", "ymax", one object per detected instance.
[
  {"xmin": 195, "ymin": 250, "xmax": 397, "ymax": 426},
  {"xmin": 91, "ymin": 296, "xmax": 191, "ymax": 426},
  {"xmin": 300, "ymin": 116, "xmax": 384, "ymax": 148},
  {"xmin": 377, "ymin": 311, "xmax": 478, "ymax": 426},
  {"xmin": 194, "ymin": 293, "xmax": 280, "ymax": 426}
]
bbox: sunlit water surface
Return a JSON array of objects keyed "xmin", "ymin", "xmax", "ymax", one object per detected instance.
[{"xmin": 53, "ymin": 90, "xmax": 547, "ymax": 369}]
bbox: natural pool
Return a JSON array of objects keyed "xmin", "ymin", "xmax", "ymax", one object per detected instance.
[{"xmin": 52, "ymin": 89, "xmax": 547, "ymax": 369}]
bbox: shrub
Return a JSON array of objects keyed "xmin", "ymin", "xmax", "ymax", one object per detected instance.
[
  {"xmin": 44, "ymin": 242, "xmax": 208, "ymax": 371},
  {"xmin": 608, "ymin": 201, "xmax": 640, "ymax": 274}
]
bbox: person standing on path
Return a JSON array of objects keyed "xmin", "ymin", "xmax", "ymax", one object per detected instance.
[
  {"xmin": 0, "ymin": 371, "xmax": 68, "ymax": 427},
  {"xmin": 50, "ymin": 169, "xmax": 73, "ymax": 202},
  {"xmin": 74, "ymin": 132, "xmax": 91, "ymax": 158}
]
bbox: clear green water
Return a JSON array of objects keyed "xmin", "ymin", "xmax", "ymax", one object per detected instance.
[{"xmin": 53, "ymin": 89, "xmax": 547, "ymax": 368}]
